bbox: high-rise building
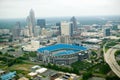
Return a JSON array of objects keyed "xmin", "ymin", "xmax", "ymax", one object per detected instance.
[
  {"xmin": 12, "ymin": 22, "xmax": 21, "ymax": 40},
  {"xmin": 34, "ymin": 26, "xmax": 41, "ymax": 37},
  {"xmin": 26, "ymin": 9, "xmax": 36, "ymax": 37},
  {"xmin": 29, "ymin": 9, "xmax": 36, "ymax": 34},
  {"xmin": 104, "ymin": 28, "xmax": 111, "ymax": 36},
  {"xmin": 56, "ymin": 22, "xmax": 61, "ymax": 35},
  {"xmin": 60, "ymin": 21, "xmax": 73, "ymax": 36},
  {"xmin": 56, "ymin": 22, "xmax": 61, "ymax": 27},
  {"xmin": 117, "ymin": 25, "xmax": 120, "ymax": 29},
  {"xmin": 37, "ymin": 19, "xmax": 46, "ymax": 28},
  {"xmin": 20, "ymin": 26, "xmax": 30, "ymax": 37},
  {"xmin": 70, "ymin": 16, "xmax": 77, "ymax": 31},
  {"xmin": 26, "ymin": 16, "xmax": 32, "ymax": 37}
]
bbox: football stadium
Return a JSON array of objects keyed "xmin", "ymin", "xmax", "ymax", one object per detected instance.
[{"xmin": 37, "ymin": 44, "xmax": 88, "ymax": 65}]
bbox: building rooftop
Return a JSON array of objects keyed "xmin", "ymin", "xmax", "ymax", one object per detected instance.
[
  {"xmin": 53, "ymin": 50, "xmax": 77, "ymax": 56},
  {"xmin": 38, "ymin": 44, "xmax": 87, "ymax": 53},
  {"xmin": 0, "ymin": 69, "xmax": 5, "ymax": 74},
  {"xmin": 18, "ymin": 77, "xmax": 29, "ymax": 80},
  {"xmin": 28, "ymin": 72, "xmax": 37, "ymax": 77},
  {"xmin": 31, "ymin": 65, "xmax": 41, "ymax": 69},
  {"xmin": 85, "ymin": 38, "xmax": 102, "ymax": 43},
  {"xmin": 37, "ymin": 44, "xmax": 87, "ymax": 56},
  {"xmin": 36, "ymin": 68, "xmax": 47, "ymax": 74},
  {"xmin": 0, "ymin": 71, "xmax": 16, "ymax": 80}
]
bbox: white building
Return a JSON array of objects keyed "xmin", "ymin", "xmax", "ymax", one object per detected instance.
[
  {"xmin": 26, "ymin": 9, "xmax": 36, "ymax": 37},
  {"xmin": 118, "ymin": 25, "xmax": 120, "ymax": 29},
  {"xmin": 21, "ymin": 27, "xmax": 30, "ymax": 37},
  {"xmin": 0, "ymin": 29, "xmax": 10, "ymax": 34},
  {"xmin": 34, "ymin": 26, "xmax": 41, "ymax": 37},
  {"xmin": 61, "ymin": 21, "xmax": 73, "ymax": 36},
  {"xmin": 22, "ymin": 40, "xmax": 40, "ymax": 51},
  {"xmin": 41, "ymin": 28, "xmax": 53, "ymax": 37}
]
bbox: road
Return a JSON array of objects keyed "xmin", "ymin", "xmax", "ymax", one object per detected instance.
[{"xmin": 103, "ymin": 43, "xmax": 120, "ymax": 78}]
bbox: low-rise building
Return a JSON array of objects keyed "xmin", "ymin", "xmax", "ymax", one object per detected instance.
[
  {"xmin": 0, "ymin": 71, "xmax": 16, "ymax": 80},
  {"xmin": 0, "ymin": 69, "xmax": 5, "ymax": 76},
  {"xmin": 22, "ymin": 40, "xmax": 40, "ymax": 51},
  {"xmin": 57, "ymin": 35, "xmax": 72, "ymax": 44}
]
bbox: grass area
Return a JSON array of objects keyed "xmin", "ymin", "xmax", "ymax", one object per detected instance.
[
  {"xmin": 0, "ymin": 65, "xmax": 8, "ymax": 69},
  {"xmin": 3, "ymin": 63, "xmax": 36, "ymax": 78},
  {"xmin": 105, "ymin": 48, "xmax": 109, "ymax": 53},
  {"xmin": 9, "ymin": 64, "xmax": 34, "ymax": 71},
  {"xmin": 88, "ymin": 77, "xmax": 105, "ymax": 80},
  {"xmin": 0, "ymin": 57, "xmax": 39, "ymax": 78}
]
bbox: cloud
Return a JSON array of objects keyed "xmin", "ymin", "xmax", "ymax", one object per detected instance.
[{"xmin": 0, "ymin": 0, "xmax": 120, "ymax": 18}]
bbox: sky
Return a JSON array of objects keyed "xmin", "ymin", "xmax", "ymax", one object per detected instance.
[{"xmin": 0, "ymin": 0, "xmax": 120, "ymax": 19}]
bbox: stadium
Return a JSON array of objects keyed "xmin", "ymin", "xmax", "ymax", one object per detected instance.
[{"xmin": 37, "ymin": 44, "xmax": 88, "ymax": 65}]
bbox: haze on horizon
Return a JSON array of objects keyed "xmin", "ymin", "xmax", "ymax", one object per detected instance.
[{"xmin": 0, "ymin": 0, "xmax": 120, "ymax": 19}]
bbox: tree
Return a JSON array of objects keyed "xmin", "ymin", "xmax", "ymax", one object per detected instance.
[
  {"xmin": 115, "ymin": 50, "xmax": 120, "ymax": 56},
  {"xmin": 91, "ymin": 51, "xmax": 97, "ymax": 56},
  {"xmin": 73, "ymin": 68, "xmax": 79, "ymax": 74},
  {"xmin": 0, "ymin": 51, "xmax": 2, "ymax": 55},
  {"xmin": 106, "ymin": 76, "xmax": 120, "ymax": 80},
  {"xmin": 29, "ymin": 52, "xmax": 37, "ymax": 57},
  {"xmin": 99, "ymin": 63, "xmax": 111, "ymax": 74},
  {"xmin": 82, "ymin": 72, "xmax": 92, "ymax": 80},
  {"xmin": 118, "ymin": 39, "xmax": 120, "ymax": 42}
]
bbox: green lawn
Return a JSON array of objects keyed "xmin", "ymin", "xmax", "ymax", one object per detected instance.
[{"xmin": 9, "ymin": 64, "xmax": 34, "ymax": 71}]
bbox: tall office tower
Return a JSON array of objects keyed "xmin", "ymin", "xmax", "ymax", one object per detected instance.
[
  {"xmin": 60, "ymin": 21, "xmax": 73, "ymax": 37},
  {"xmin": 56, "ymin": 22, "xmax": 61, "ymax": 35},
  {"xmin": 15, "ymin": 22, "xmax": 21, "ymax": 36},
  {"xmin": 104, "ymin": 28, "xmax": 111, "ymax": 36},
  {"xmin": 26, "ymin": 16, "xmax": 33, "ymax": 36},
  {"xmin": 37, "ymin": 19, "xmax": 46, "ymax": 28},
  {"xmin": 56, "ymin": 22, "xmax": 61, "ymax": 27},
  {"xmin": 21, "ymin": 27, "xmax": 30, "ymax": 37},
  {"xmin": 12, "ymin": 22, "xmax": 21, "ymax": 40},
  {"xmin": 70, "ymin": 16, "xmax": 77, "ymax": 31},
  {"xmin": 118, "ymin": 25, "xmax": 120, "ymax": 29},
  {"xmin": 34, "ymin": 26, "xmax": 41, "ymax": 37},
  {"xmin": 29, "ymin": 9, "xmax": 36, "ymax": 34},
  {"xmin": 26, "ymin": 9, "xmax": 36, "ymax": 37}
]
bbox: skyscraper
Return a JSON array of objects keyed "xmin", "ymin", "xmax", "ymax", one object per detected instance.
[
  {"xmin": 70, "ymin": 16, "xmax": 77, "ymax": 31},
  {"xmin": 37, "ymin": 19, "xmax": 46, "ymax": 28},
  {"xmin": 56, "ymin": 22, "xmax": 61, "ymax": 27},
  {"xmin": 12, "ymin": 22, "xmax": 21, "ymax": 40},
  {"xmin": 104, "ymin": 28, "xmax": 111, "ymax": 36},
  {"xmin": 56, "ymin": 22, "xmax": 61, "ymax": 35},
  {"xmin": 60, "ymin": 21, "xmax": 73, "ymax": 37},
  {"xmin": 26, "ymin": 9, "xmax": 36, "ymax": 37},
  {"xmin": 26, "ymin": 16, "xmax": 33, "ymax": 36}
]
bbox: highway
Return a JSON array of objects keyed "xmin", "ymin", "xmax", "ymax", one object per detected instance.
[{"xmin": 103, "ymin": 43, "xmax": 120, "ymax": 78}]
